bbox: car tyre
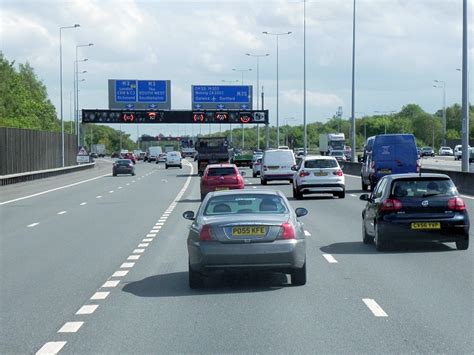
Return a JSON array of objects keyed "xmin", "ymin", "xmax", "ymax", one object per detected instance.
[
  {"xmin": 252, "ymin": 172, "xmax": 257, "ymax": 178},
  {"xmin": 180, "ymin": 165, "xmax": 183, "ymax": 169},
  {"xmin": 200, "ymin": 193, "xmax": 206, "ymax": 201},
  {"xmin": 131, "ymin": 172, "xmax": 135, "ymax": 176},
  {"xmin": 456, "ymin": 239, "xmax": 469, "ymax": 250},
  {"xmin": 189, "ymin": 262, "xmax": 204, "ymax": 289},
  {"xmin": 374, "ymin": 224, "xmax": 387, "ymax": 251},
  {"xmin": 165, "ymin": 165, "xmax": 169, "ymax": 169},
  {"xmin": 295, "ymin": 187, "xmax": 303, "ymax": 200},
  {"xmin": 362, "ymin": 219, "xmax": 373, "ymax": 244},
  {"xmin": 361, "ymin": 179, "xmax": 368, "ymax": 191},
  {"xmin": 113, "ymin": 173, "xmax": 117, "ymax": 177},
  {"xmin": 338, "ymin": 191, "xmax": 345, "ymax": 199},
  {"xmin": 291, "ymin": 262, "xmax": 306, "ymax": 286},
  {"xmin": 261, "ymin": 177, "xmax": 267, "ymax": 185}
]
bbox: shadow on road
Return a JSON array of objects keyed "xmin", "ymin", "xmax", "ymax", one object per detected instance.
[
  {"xmin": 176, "ymin": 174, "xmax": 199, "ymax": 178},
  {"xmin": 320, "ymin": 241, "xmax": 455, "ymax": 255},
  {"xmin": 178, "ymin": 198, "xmax": 201, "ymax": 203},
  {"xmin": 122, "ymin": 271, "xmax": 287, "ymax": 297}
]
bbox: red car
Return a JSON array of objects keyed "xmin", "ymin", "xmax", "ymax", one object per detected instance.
[
  {"xmin": 122, "ymin": 152, "xmax": 136, "ymax": 164},
  {"xmin": 200, "ymin": 164, "xmax": 245, "ymax": 200}
]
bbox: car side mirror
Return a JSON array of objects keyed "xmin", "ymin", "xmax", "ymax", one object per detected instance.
[
  {"xmin": 182, "ymin": 211, "xmax": 195, "ymax": 220},
  {"xmin": 359, "ymin": 194, "xmax": 370, "ymax": 201},
  {"xmin": 295, "ymin": 207, "xmax": 308, "ymax": 218}
]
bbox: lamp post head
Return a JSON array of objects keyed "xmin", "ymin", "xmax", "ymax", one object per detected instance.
[
  {"xmin": 262, "ymin": 31, "xmax": 268, "ymax": 34},
  {"xmin": 74, "ymin": 24, "xmax": 80, "ymax": 28}
]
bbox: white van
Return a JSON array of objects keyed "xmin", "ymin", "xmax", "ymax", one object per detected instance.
[
  {"xmin": 165, "ymin": 151, "xmax": 182, "ymax": 169},
  {"xmin": 146, "ymin": 146, "xmax": 163, "ymax": 162},
  {"xmin": 260, "ymin": 149, "xmax": 296, "ymax": 185}
]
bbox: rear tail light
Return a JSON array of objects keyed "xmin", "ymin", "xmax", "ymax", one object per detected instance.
[
  {"xmin": 278, "ymin": 223, "xmax": 296, "ymax": 240},
  {"xmin": 199, "ymin": 225, "xmax": 213, "ymax": 241},
  {"xmin": 333, "ymin": 169, "xmax": 343, "ymax": 176},
  {"xmin": 448, "ymin": 197, "xmax": 466, "ymax": 211},
  {"xmin": 381, "ymin": 198, "xmax": 403, "ymax": 211},
  {"xmin": 299, "ymin": 170, "xmax": 310, "ymax": 177}
]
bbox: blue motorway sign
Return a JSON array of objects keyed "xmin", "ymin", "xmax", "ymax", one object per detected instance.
[
  {"xmin": 192, "ymin": 85, "xmax": 252, "ymax": 109},
  {"xmin": 137, "ymin": 80, "xmax": 167, "ymax": 102},
  {"xmin": 115, "ymin": 80, "xmax": 137, "ymax": 102},
  {"xmin": 108, "ymin": 79, "xmax": 171, "ymax": 109}
]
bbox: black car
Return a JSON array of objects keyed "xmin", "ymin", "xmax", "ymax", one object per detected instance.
[
  {"xmin": 112, "ymin": 159, "xmax": 135, "ymax": 176},
  {"xmin": 420, "ymin": 146, "xmax": 435, "ymax": 157},
  {"xmin": 360, "ymin": 173, "xmax": 469, "ymax": 251}
]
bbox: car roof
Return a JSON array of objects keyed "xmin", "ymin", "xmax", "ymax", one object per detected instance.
[
  {"xmin": 303, "ymin": 155, "xmax": 337, "ymax": 160},
  {"xmin": 206, "ymin": 189, "xmax": 284, "ymax": 198},
  {"xmin": 386, "ymin": 173, "xmax": 451, "ymax": 180},
  {"xmin": 206, "ymin": 163, "xmax": 236, "ymax": 168}
]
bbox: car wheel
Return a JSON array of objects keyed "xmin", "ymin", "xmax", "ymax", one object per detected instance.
[
  {"xmin": 165, "ymin": 165, "xmax": 168, "ymax": 169},
  {"xmin": 132, "ymin": 172, "xmax": 135, "ymax": 176},
  {"xmin": 180, "ymin": 165, "xmax": 183, "ymax": 169},
  {"xmin": 338, "ymin": 191, "xmax": 345, "ymax": 199},
  {"xmin": 291, "ymin": 262, "xmax": 306, "ymax": 286},
  {"xmin": 361, "ymin": 179, "xmax": 368, "ymax": 191},
  {"xmin": 189, "ymin": 261, "xmax": 204, "ymax": 289},
  {"xmin": 289, "ymin": 179, "xmax": 293, "ymax": 184},
  {"xmin": 261, "ymin": 177, "xmax": 267, "ymax": 185},
  {"xmin": 292, "ymin": 186, "xmax": 297, "ymax": 199},
  {"xmin": 200, "ymin": 193, "xmax": 206, "ymax": 201},
  {"xmin": 362, "ymin": 219, "xmax": 373, "ymax": 244},
  {"xmin": 295, "ymin": 187, "xmax": 303, "ymax": 200},
  {"xmin": 252, "ymin": 172, "xmax": 257, "ymax": 178},
  {"xmin": 113, "ymin": 173, "xmax": 117, "ymax": 177},
  {"xmin": 374, "ymin": 224, "xmax": 387, "ymax": 251},
  {"xmin": 456, "ymin": 239, "xmax": 469, "ymax": 250}
]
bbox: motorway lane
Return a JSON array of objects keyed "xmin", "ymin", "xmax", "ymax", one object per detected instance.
[
  {"xmin": 30, "ymin": 166, "xmax": 473, "ymax": 354},
  {"xmin": 420, "ymin": 155, "xmax": 474, "ymax": 172},
  {"xmin": 0, "ymin": 160, "xmax": 193, "ymax": 353}
]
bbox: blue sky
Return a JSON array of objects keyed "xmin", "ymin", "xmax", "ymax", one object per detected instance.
[{"xmin": 1, "ymin": 0, "xmax": 472, "ymax": 138}]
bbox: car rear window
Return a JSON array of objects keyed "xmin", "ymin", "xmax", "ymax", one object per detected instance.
[
  {"xmin": 390, "ymin": 178, "xmax": 457, "ymax": 198},
  {"xmin": 207, "ymin": 167, "xmax": 236, "ymax": 176},
  {"xmin": 264, "ymin": 151, "xmax": 295, "ymax": 165},
  {"xmin": 117, "ymin": 160, "xmax": 131, "ymax": 165},
  {"xmin": 204, "ymin": 194, "xmax": 288, "ymax": 215},
  {"xmin": 304, "ymin": 159, "xmax": 338, "ymax": 168}
]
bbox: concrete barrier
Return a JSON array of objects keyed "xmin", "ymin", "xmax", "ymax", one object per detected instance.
[
  {"xmin": 341, "ymin": 162, "xmax": 474, "ymax": 196},
  {"xmin": 0, "ymin": 163, "xmax": 96, "ymax": 186}
]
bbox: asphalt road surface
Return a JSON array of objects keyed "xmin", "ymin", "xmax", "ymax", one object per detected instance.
[
  {"xmin": 1, "ymin": 158, "xmax": 473, "ymax": 354},
  {"xmin": 420, "ymin": 155, "xmax": 474, "ymax": 172}
]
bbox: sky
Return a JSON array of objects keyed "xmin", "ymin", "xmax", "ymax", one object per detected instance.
[{"xmin": 1, "ymin": 0, "xmax": 472, "ymax": 139}]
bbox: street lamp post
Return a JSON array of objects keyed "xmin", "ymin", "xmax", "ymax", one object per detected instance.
[
  {"xmin": 59, "ymin": 24, "xmax": 80, "ymax": 167},
  {"xmin": 221, "ymin": 79, "xmax": 239, "ymax": 144},
  {"xmin": 350, "ymin": 0, "xmax": 357, "ymax": 162},
  {"xmin": 75, "ymin": 43, "xmax": 93, "ymax": 148},
  {"xmin": 433, "ymin": 80, "xmax": 446, "ymax": 147},
  {"xmin": 246, "ymin": 53, "xmax": 270, "ymax": 150},
  {"xmin": 263, "ymin": 31, "xmax": 292, "ymax": 147},
  {"xmin": 284, "ymin": 117, "xmax": 295, "ymax": 146},
  {"xmin": 232, "ymin": 68, "xmax": 252, "ymax": 150}
]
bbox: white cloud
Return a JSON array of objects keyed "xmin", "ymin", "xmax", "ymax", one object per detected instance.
[{"xmin": 282, "ymin": 89, "xmax": 344, "ymax": 108}]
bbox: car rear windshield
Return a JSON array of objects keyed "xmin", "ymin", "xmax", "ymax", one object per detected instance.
[
  {"xmin": 390, "ymin": 178, "xmax": 457, "ymax": 198},
  {"xmin": 329, "ymin": 151, "xmax": 343, "ymax": 156},
  {"xmin": 204, "ymin": 194, "xmax": 289, "ymax": 215},
  {"xmin": 207, "ymin": 167, "xmax": 236, "ymax": 176},
  {"xmin": 304, "ymin": 159, "xmax": 338, "ymax": 168},
  {"xmin": 116, "ymin": 160, "xmax": 131, "ymax": 165}
]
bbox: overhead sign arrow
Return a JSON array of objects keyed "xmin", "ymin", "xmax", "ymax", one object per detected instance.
[
  {"xmin": 148, "ymin": 103, "xmax": 157, "ymax": 109},
  {"xmin": 217, "ymin": 104, "xmax": 225, "ymax": 109},
  {"xmin": 125, "ymin": 103, "xmax": 135, "ymax": 109},
  {"xmin": 194, "ymin": 104, "xmax": 202, "ymax": 109}
]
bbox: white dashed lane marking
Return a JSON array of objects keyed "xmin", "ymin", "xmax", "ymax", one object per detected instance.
[
  {"xmin": 304, "ymin": 230, "xmax": 311, "ymax": 237},
  {"xmin": 76, "ymin": 305, "xmax": 99, "ymax": 315},
  {"xmin": 143, "ymin": 238, "xmax": 153, "ymax": 242},
  {"xmin": 362, "ymin": 298, "xmax": 388, "ymax": 317},
  {"xmin": 127, "ymin": 255, "xmax": 140, "ymax": 261},
  {"xmin": 146, "ymin": 233, "xmax": 157, "ymax": 237},
  {"xmin": 109, "ymin": 190, "xmax": 114, "ymax": 193},
  {"xmin": 57, "ymin": 211, "xmax": 67, "ymax": 215},
  {"xmin": 102, "ymin": 280, "xmax": 120, "ymax": 288},
  {"xmin": 120, "ymin": 262, "xmax": 135, "ymax": 268},
  {"xmin": 96, "ymin": 195, "xmax": 102, "ymax": 199},
  {"xmin": 133, "ymin": 249, "xmax": 145, "ymax": 254},
  {"xmin": 58, "ymin": 321, "xmax": 83, "ymax": 333},
  {"xmin": 112, "ymin": 270, "xmax": 129, "ymax": 277},
  {"xmin": 90, "ymin": 292, "xmax": 110, "ymax": 300},
  {"xmin": 322, "ymin": 254, "xmax": 338, "ymax": 263},
  {"xmin": 126, "ymin": 183, "xmax": 130, "ymax": 186},
  {"xmin": 350, "ymin": 194, "xmax": 357, "ymax": 197},
  {"xmin": 36, "ymin": 341, "xmax": 67, "ymax": 354},
  {"xmin": 80, "ymin": 202, "xmax": 87, "ymax": 206},
  {"xmin": 27, "ymin": 223, "xmax": 39, "ymax": 228},
  {"xmin": 138, "ymin": 243, "xmax": 149, "ymax": 247}
]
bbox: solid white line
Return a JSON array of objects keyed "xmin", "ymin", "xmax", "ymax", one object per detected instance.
[
  {"xmin": 127, "ymin": 255, "xmax": 140, "ymax": 260},
  {"xmin": 138, "ymin": 243, "xmax": 149, "ymax": 247},
  {"xmin": 58, "ymin": 321, "xmax": 83, "ymax": 333},
  {"xmin": 27, "ymin": 223, "xmax": 39, "ymax": 228},
  {"xmin": 76, "ymin": 304, "xmax": 98, "ymax": 315},
  {"xmin": 133, "ymin": 248, "xmax": 145, "ymax": 253},
  {"xmin": 36, "ymin": 341, "xmax": 67, "ymax": 354},
  {"xmin": 57, "ymin": 211, "xmax": 67, "ymax": 215},
  {"xmin": 96, "ymin": 195, "xmax": 102, "ymax": 199},
  {"xmin": 362, "ymin": 298, "xmax": 388, "ymax": 317},
  {"xmin": 90, "ymin": 291, "xmax": 110, "ymax": 300},
  {"xmin": 102, "ymin": 280, "xmax": 120, "ymax": 288},
  {"xmin": 0, "ymin": 173, "xmax": 110, "ymax": 206},
  {"xmin": 143, "ymin": 238, "xmax": 153, "ymax": 242},
  {"xmin": 112, "ymin": 270, "xmax": 129, "ymax": 277},
  {"xmin": 304, "ymin": 230, "xmax": 311, "ymax": 237},
  {"xmin": 80, "ymin": 202, "xmax": 87, "ymax": 206},
  {"xmin": 322, "ymin": 254, "xmax": 338, "ymax": 263},
  {"xmin": 460, "ymin": 194, "xmax": 474, "ymax": 200},
  {"xmin": 120, "ymin": 262, "xmax": 135, "ymax": 268}
]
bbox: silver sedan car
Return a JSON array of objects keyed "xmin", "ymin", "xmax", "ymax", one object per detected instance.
[{"xmin": 183, "ymin": 190, "xmax": 309, "ymax": 288}]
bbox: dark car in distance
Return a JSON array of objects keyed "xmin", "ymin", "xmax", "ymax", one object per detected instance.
[
  {"xmin": 360, "ymin": 173, "xmax": 469, "ymax": 251},
  {"xmin": 112, "ymin": 159, "xmax": 135, "ymax": 176}
]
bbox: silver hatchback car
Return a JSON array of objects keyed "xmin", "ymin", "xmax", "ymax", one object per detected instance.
[{"xmin": 183, "ymin": 190, "xmax": 309, "ymax": 288}]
